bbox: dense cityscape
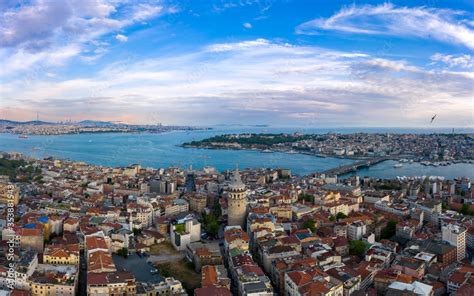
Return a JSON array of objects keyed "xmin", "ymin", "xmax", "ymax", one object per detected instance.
[
  {"xmin": 183, "ymin": 133, "xmax": 474, "ymax": 164},
  {"xmin": 0, "ymin": 146, "xmax": 473, "ymax": 295},
  {"xmin": 0, "ymin": 120, "xmax": 209, "ymax": 136}
]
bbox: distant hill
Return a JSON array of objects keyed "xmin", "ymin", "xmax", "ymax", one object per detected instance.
[
  {"xmin": 0, "ymin": 119, "xmax": 116, "ymax": 126},
  {"xmin": 78, "ymin": 120, "xmax": 114, "ymax": 126},
  {"xmin": 0, "ymin": 119, "xmax": 53, "ymax": 125}
]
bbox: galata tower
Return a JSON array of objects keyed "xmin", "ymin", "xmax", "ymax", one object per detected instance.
[{"xmin": 227, "ymin": 169, "xmax": 247, "ymax": 228}]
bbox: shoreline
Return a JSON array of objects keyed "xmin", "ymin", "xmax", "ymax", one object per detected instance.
[
  {"xmin": 0, "ymin": 127, "xmax": 212, "ymax": 137},
  {"xmin": 2, "ymin": 150, "xmax": 472, "ymax": 181},
  {"xmin": 1, "ymin": 132, "xmax": 473, "ymax": 179},
  {"xmin": 180, "ymin": 144, "xmax": 473, "ymax": 166}
]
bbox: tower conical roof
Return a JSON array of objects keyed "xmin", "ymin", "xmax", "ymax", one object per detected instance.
[{"xmin": 229, "ymin": 169, "xmax": 245, "ymax": 191}]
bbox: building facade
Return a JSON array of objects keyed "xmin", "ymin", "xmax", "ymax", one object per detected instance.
[{"xmin": 227, "ymin": 170, "xmax": 248, "ymax": 228}]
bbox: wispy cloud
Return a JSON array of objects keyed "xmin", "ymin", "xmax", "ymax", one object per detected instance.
[
  {"xmin": 296, "ymin": 3, "xmax": 474, "ymax": 49},
  {"xmin": 243, "ymin": 22, "xmax": 252, "ymax": 29},
  {"xmin": 115, "ymin": 34, "xmax": 128, "ymax": 42},
  {"xmin": 0, "ymin": 0, "xmax": 170, "ymax": 75},
  {"xmin": 2, "ymin": 39, "xmax": 472, "ymax": 126},
  {"xmin": 430, "ymin": 53, "xmax": 473, "ymax": 69}
]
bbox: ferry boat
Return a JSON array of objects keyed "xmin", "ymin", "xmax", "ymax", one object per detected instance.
[
  {"xmin": 394, "ymin": 163, "xmax": 403, "ymax": 168},
  {"xmin": 18, "ymin": 135, "xmax": 28, "ymax": 139},
  {"xmin": 262, "ymin": 149, "xmax": 274, "ymax": 153}
]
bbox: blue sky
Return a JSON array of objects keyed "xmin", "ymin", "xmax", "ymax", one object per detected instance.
[{"xmin": 0, "ymin": 0, "xmax": 473, "ymax": 127}]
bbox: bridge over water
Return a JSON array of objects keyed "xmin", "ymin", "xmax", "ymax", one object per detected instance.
[{"xmin": 322, "ymin": 157, "xmax": 391, "ymax": 176}]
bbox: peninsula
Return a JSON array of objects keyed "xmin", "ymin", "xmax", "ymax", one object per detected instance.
[
  {"xmin": 182, "ymin": 132, "xmax": 474, "ymax": 163},
  {"xmin": 0, "ymin": 119, "xmax": 210, "ymax": 136}
]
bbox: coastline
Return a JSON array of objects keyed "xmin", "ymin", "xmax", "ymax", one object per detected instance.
[
  {"xmin": 180, "ymin": 144, "xmax": 473, "ymax": 167},
  {"xmin": 1, "ymin": 131, "xmax": 473, "ymax": 179},
  {"xmin": 1, "ymin": 127, "xmax": 212, "ymax": 136}
]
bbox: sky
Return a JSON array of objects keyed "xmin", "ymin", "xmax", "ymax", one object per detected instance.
[{"xmin": 0, "ymin": 0, "xmax": 473, "ymax": 127}]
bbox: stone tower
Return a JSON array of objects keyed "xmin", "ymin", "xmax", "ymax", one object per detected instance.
[{"xmin": 227, "ymin": 169, "xmax": 247, "ymax": 228}]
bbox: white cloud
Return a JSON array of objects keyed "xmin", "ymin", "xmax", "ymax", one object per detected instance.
[
  {"xmin": 115, "ymin": 34, "xmax": 128, "ymax": 42},
  {"xmin": 0, "ymin": 0, "xmax": 168, "ymax": 74},
  {"xmin": 431, "ymin": 53, "xmax": 473, "ymax": 69},
  {"xmin": 296, "ymin": 3, "xmax": 474, "ymax": 49},
  {"xmin": 243, "ymin": 22, "xmax": 252, "ymax": 29},
  {"xmin": 206, "ymin": 38, "xmax": 271, "ymax": 52},
  {"xmin": 130, "ymin": 4, "xmax": 163, "ymax": 22},
  {"xmin": 3, "ymin": 39, "xmax": 473, "ymax": 126}
]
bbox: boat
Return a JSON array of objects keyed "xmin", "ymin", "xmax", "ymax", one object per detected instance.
[
  {"xmin": 262, "ymin": 149, "xmax": 273, "ymax": 153},
  {"xmin": 150, "ymin": 268, "xmax": 158, "ymax": 274},
  {"xmin": 19, "ymin": 135, "xmax": 28, "ymax": 139},
  {"xmin": 287, "ymin": 150, "xmax": 298, "ymax": 154},
  {"xmin": 394, "ymin": 163, "xmax": 403, "ymax": 168}
]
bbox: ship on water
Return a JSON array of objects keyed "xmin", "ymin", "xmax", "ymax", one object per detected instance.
[{"xmin": 18, "ymin": 135, "xmax": 28, "ymax": 139}]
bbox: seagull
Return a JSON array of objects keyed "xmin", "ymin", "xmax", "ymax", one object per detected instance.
[{"xmin": 430, "ymin": 114, "xmax": 437, "ymax": 123}]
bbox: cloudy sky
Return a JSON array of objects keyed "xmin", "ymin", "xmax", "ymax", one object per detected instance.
[{"xmin": 0, "ymin": 0, "xmax": 473, "ymax": 127}]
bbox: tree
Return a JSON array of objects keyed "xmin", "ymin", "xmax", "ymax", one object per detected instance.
[
  {"xmin": 302, "ymin": 220, "xmax": 316, "ymax": 232},
  {"xmin": 132, "ymin": 228, "xmax": 141, "ymax": 236},
  {"xmin": 212, "ymin": 201, "xmax": 222, "ymax": 218},
  {"xmin": 298, "ymin": 193, "xmax": 314, "ymax": 204},
  {"xmin": 381, "ymin": 220, "xmax": 397, "ymax": 239},
  {"xmin": 460, "ymin": 204, "xmax": 470, "ymax": 215},
  {"xmin": 202, "ymin": 213, "xmax": 219, "ymax": 237},
  {"xmin": 349, "ymin": 240, "xmax": 367, "ymax": 257},
  {"xmin": 336, "ymin": 212, "xmax": 347, "ymax": 220},
  {"xmin": 117, "ymin": 248, "xmax": 128, "ymax": 257},
  {"xmin": 329, "ymin": 215, "xmax": 336, "ymax": 221}
]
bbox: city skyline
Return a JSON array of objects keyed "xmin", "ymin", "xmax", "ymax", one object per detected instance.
[{"xmin": 1, "ymin": 0, "xmax": 473, "ymax": 127}]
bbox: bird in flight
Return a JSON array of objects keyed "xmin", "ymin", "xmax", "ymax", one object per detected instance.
[{"xmin": 430, "ymin": 114, "xmax": 437, "ymax": 123}]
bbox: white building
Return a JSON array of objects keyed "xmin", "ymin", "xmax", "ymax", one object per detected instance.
[
  {"xmin": 442, "ymin": 224, "xmax": 466, "ymax": 262},
  {"xmin": 387, "ymin": 281, "xmax": 433, "ymax": 296},
  {"xmin": 170, "ymin": 215, "xmax": 201, "ymax": 251},
  {"xmin": 374, "ymin": 201, "xmax": 409, "ymax": 216},
  {"xmin": 347, "ymin": 221, "xmax": 367, "ymax": 241},
  {"xmin": 127, "ymin": 203, "xmax": 154, "ymax": 230}
]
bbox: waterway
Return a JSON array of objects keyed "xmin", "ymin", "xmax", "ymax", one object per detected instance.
[{"xmin": 0, "ymin": 127, "xmax": 472, "ymax": 179}]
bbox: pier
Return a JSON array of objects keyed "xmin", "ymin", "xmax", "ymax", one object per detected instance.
[{"xmin": 322, "ymin": 157, "xmax": 391, "ymax": 176}]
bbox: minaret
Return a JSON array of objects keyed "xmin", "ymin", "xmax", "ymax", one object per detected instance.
[{"xmin": 227, "ymin": 169, "xmax": 247, "ymax": 228}]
